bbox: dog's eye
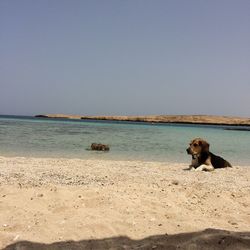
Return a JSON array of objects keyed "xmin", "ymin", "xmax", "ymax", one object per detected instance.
[{"xmin": 193, "ymin": 143, "xmax": 198, "ymax": 147}]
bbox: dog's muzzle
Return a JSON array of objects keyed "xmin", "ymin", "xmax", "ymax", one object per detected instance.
[{"xmin": 186, "ymin": 148, "xmax": 191, "ymax": 154}]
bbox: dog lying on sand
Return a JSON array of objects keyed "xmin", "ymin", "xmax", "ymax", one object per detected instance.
[{"xmin": 186, "ymin": 138, "xmax": 232, "ymax": 171}]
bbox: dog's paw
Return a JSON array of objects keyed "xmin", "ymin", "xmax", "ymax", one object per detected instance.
[
  {"xmin": 189, "ymin": 166, "xmax": 196, "ymax": 171},
  {"xmin": 194, "ymin": 166, "xmax": 203, "ymax": 171},
  {"xmin": 195, "ymin": 165, "xmax": 214, "ymax": 172}
]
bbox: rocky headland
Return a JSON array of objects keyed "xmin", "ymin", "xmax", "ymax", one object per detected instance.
[{"xmin": 35, "ymin": 114, "xmax": 250, "ymax": 127}]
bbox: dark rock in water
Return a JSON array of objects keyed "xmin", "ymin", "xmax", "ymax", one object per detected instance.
[
  {"xmin": 91, "ymin": 143, "xmax": 110, "ymax": 151},
  {"xmin": 35, "ymin": 115, "xmax": 49, "ymax": 118},
  {"xmin": 224, "ymin": 127, "xmax": 250, "ymax": 132}
]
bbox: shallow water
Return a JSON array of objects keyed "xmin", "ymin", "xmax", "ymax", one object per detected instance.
[{"xmin": 0, "ymin": 115, "xmax": 249, "ymax": 165}]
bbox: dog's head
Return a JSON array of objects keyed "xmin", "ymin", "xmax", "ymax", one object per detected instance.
[{"xmin": 186, "ymin": 138, "xmax": 210, "ymax": 156}]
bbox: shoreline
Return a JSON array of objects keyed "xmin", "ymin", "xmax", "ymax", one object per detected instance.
[
  {"xmin": 1, "ymin": 154, "xmax": 249, "ymax": 168},
  {"xmin": 35, "ymin": 114, "xmax": 250, "ymax": 127},
  {"xmin": 0, "ymin": 156, "xmax": 250, "ymax": 249}
]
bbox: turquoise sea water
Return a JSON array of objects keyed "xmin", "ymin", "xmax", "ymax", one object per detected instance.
[{"xmin": 0, "ymin": 115, "xmax": 249, "ymax": 165}]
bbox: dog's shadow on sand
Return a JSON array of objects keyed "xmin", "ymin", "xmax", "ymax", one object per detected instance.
[
  {"xmin": 3, "ymin": 228, "xmax": 250, "ymax": 250},
  {"xmin": 182, "ymin": 167, "xmax": 191, "ymax": 171}
]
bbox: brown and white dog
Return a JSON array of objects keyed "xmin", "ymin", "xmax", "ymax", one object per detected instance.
[{"xmin": 186, "ymin": 138, "xmax": 232, "ymax": 171}]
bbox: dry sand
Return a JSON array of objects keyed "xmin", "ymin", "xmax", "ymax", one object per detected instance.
[{"xmin": 0, "ymin": 156, "xmax": 250, "ymax": 249}]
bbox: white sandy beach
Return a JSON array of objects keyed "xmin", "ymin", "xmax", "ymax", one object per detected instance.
[{"xmin": 0, "ymin": 156, "xmax": 250, "ymax": 249}]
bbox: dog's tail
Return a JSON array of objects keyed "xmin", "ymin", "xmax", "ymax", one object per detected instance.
[{"xmin": 225, "ymin": 160, "xmax": 233, "ymax": 168}]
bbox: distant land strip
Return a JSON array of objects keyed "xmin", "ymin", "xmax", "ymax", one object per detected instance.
[{"xmin": 35, "ymin": 114, "xmax": 250, "ymax": 127}]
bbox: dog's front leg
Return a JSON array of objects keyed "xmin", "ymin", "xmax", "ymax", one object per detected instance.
[
  {"xmin": 188, "ymin": 165, "xmax": 195, "ymax": 170},
  {"xmin": 195, "ymin": 164, "xmax": 214, "ymax": 172}
]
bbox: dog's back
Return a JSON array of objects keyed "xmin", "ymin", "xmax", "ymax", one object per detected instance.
[{"xmin": 210, "ymin": 152, "xmax": 232, "ymax": 168}]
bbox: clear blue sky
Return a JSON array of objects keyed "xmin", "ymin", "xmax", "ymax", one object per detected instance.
[{"xmin": 1, "ymin": 0, "xmax": 250, "ymax": 116}]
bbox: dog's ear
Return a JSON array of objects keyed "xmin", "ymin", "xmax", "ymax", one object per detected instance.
[{"xmin": 201, "ymin": 140, "xmax": 210, "ymax": 152}]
